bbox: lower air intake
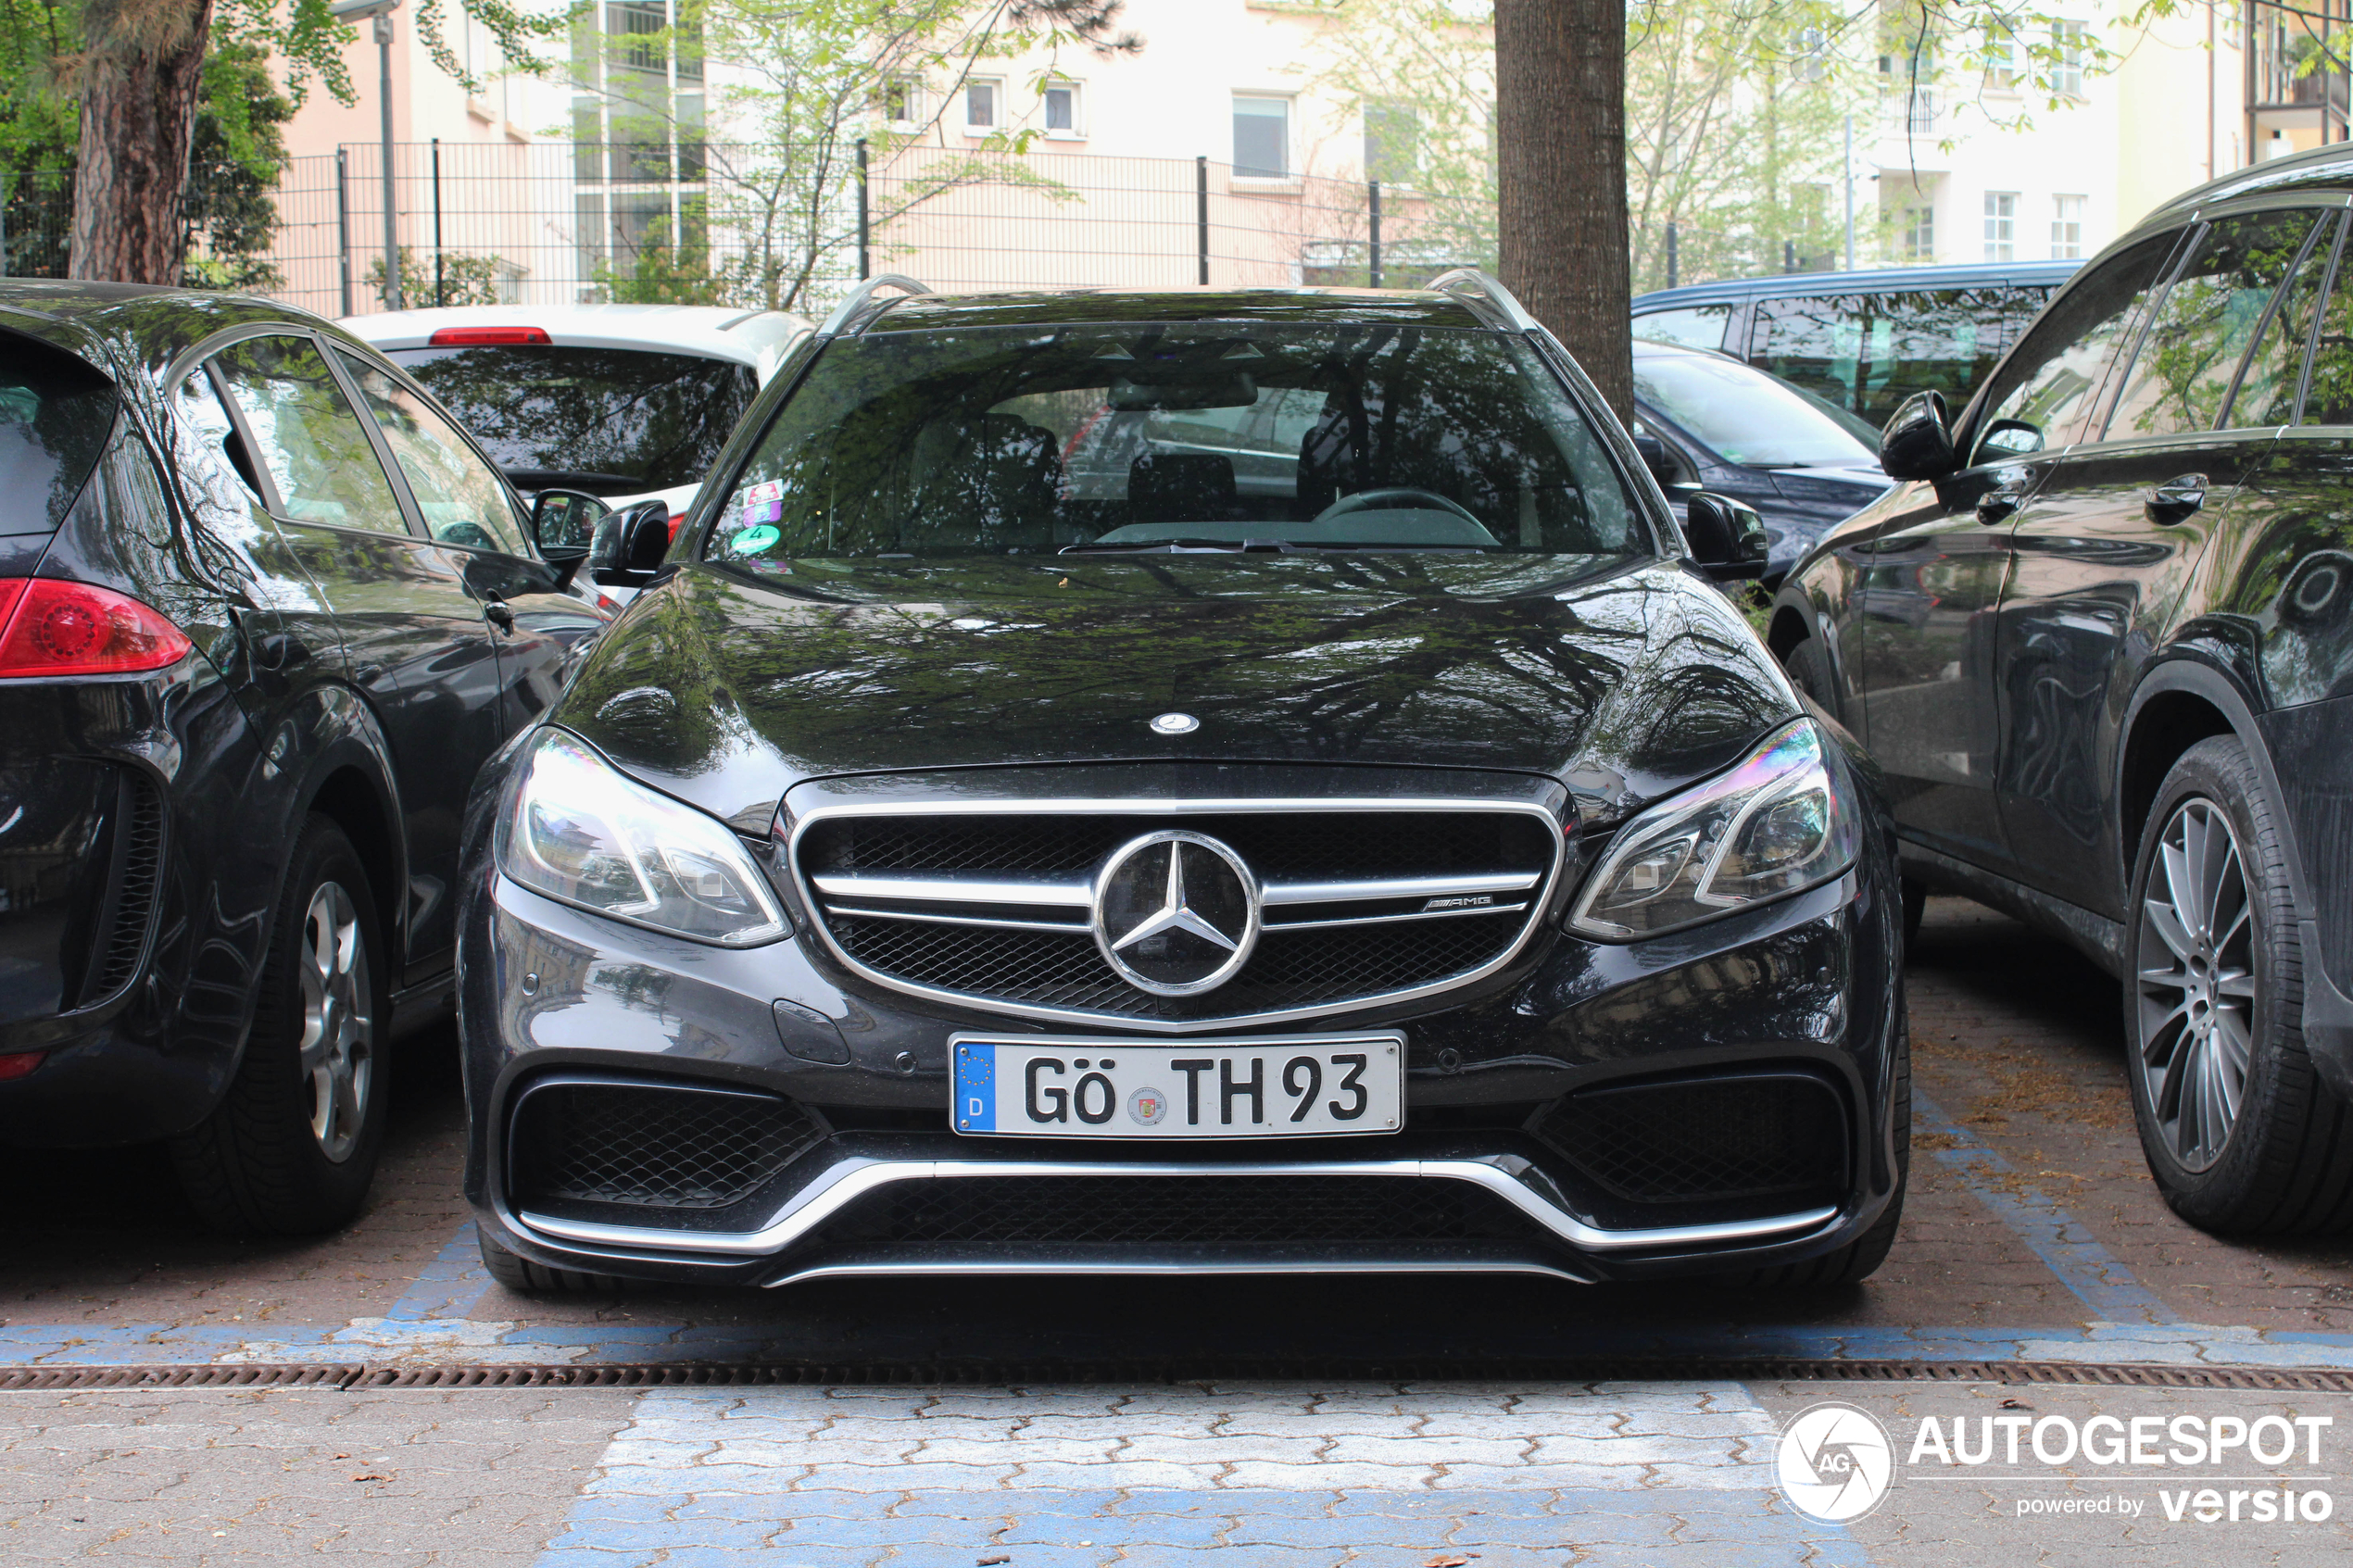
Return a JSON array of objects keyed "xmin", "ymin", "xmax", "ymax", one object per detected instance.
[
  {"xmin": 509, "ymin": 1078, "xmax": 826, "ymax": 1212},
  {"xmin": 1535, "ymin": 1072, "xmax": 1849, "ymax": 1207}
]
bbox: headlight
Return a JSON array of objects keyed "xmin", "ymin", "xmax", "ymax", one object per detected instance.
[
  {"xmin": 496, "ymin": 729, "xmax": 788, "ymax": 947},
  {"xmin": 1567, "ymin": 719, "xmax": 1857, "ymax": 940}
]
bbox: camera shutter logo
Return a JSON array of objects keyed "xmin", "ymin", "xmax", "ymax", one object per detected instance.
[{"xmin": 1777, "ymin": 1401, "xmax": 1895, "ymax": 1523}]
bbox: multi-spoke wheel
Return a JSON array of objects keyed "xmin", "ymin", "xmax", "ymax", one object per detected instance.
[
  {"xmin": 2134, "ymin": 798, "xmax": 2256, "ymax": 1172},
  {"xmin": 172, "ymin": 817, "xmax": 390, "ymax": 1235},
  {"xmin": 2122, "ymin": 737, "xmax": 2353, "ymax": 1235},
  {"xmin": 297, "ymin": 881, "xmax": 374, "ymax": 1163}
]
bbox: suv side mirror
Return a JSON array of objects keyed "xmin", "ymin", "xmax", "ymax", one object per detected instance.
[
  {"xmin": 529, "ymin": 489, "xmax": 609, "ymax": 560},
  {"xmin": 590, "ymin": 499, "xmax": 673, "ymax": 588},
  {"xmin": 1630, "ymin": 429, "xmax": 1680, "ymax": 487},
  {"xmin": 1683, "ymin": 492, "xmax": 1769, "ymax": 582},
  {"xmin": 1880, "ymin": 390, "xmax": 1959, "ymax": 481}
]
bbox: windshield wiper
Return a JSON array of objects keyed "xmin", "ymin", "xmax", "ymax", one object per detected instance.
[{"xmin": 1060, "ymin": 537, "xmax": 1255, "ymax": 554}]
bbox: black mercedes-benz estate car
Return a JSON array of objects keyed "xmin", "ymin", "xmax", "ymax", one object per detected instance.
[
  {"xmin": 0, "ymin": 282, "xmax": 607, "ymax": 1232},
  {"xmin": 1769, "ymin": 145, "xmax": 2353, "ymax": 1235},
  {"xmin": 457, "ymin": 271, "xmax": 1910, "ymax": 1294}
]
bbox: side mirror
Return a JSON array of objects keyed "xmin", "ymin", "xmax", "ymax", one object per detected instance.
[
  {"xmin": 529, "ymin": 488, "xmax": 610, "ymax": 561},
  {"xmin": 1683, "ymin": 492, "xmax": 1770, "ymax": 583},
  {"xmin": 1880, "ymin": 390, "xmax": 1958, "ymax": 481},
  {"xmin": 1630, "ymin": 429, "xmax": 1679, "ymax": 487},
  {"xmin": 590, "ymin": 499, "xmax": 673, "ymax": 588}
]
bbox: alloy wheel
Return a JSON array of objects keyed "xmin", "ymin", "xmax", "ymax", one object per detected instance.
[
  {"xmin": 2135, "ymin": 798, "xmax": 2258, "ymax": 1173},
  {"xmin": 297, "ymin": 881, "xmax": 374, "ymax": 1163}
]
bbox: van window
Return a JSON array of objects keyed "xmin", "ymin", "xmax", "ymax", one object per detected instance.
[
  {"xmin": 0, "ymin": 331, "xmax": 118, "ymax": 536},
  {"xmin": 1749, "ymin": 284, "xmax": 2057, "ymax": 429},
  {"xmin": 2104, "ymin": 209, "xmax": 2321, "ymax": 442},
  {"xmin": 1632, "ymin": 305, "xmax": 1732, "ymax": 353}
]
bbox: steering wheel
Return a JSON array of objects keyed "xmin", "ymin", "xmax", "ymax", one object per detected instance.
[{"xmin": 1310, "ymin": 487, "xmax": 1485, "ymax": 529}]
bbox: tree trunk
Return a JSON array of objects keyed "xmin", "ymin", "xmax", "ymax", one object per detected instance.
[
  {"xmin": 69, "ymin": 0, "xmax": 217, "ymax": 284},
  {"xmin": 1494, "ymin": 0, "xmax": 1631, "ymax": 423}
]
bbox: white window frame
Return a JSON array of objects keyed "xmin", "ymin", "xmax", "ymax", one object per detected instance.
[
  {"xmin": 963, "ymin": 77, "xmax": 1003, "ymax": 136},
  {"xmin": 1232, "ymin": 94, "xmax": 1294, "ymax": 181},
  {"xmin": 1905, "ymin": 203, "xmax": 1935, "ymax": 262},
  {"xmin": 2052, "ymin": 19, "xmax": 2086, "ymax": 98},
  {"xmin": 1984, "ymin": 191, "xmax": 2019, "ymax": 262},
  {"xmin": 2052, "ymin": 194, "xmax": 2086, "ymax": 259},
  {"xmin": 882, "ymin": 77, "xmax": 922, "ymax": 127},
  {"xmin": 1041, "ymin": 79, "xmax": 1084, "ymax": 140}
]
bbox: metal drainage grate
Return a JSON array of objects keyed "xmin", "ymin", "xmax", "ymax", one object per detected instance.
[{"xmin": 4, "ymin": 1360, "xmax": 2351, "ymax": 1391}]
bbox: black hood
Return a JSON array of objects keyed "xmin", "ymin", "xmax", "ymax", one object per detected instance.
[{"xmin": 556, "ymin": 554, "xmax": 1799, "ymax": 827}]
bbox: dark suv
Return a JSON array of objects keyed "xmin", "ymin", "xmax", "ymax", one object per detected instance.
[
  {"xmin": 0, "ymin": 282, "xmax": 606, "ymax": 1232},
  {"xmin": 1770, "ymin": 147, "xmax": 2353, "ymax": 1234},
  {"xmin": 456, "ymin": 272, "xmax": 1907, "ymax": 1295}
]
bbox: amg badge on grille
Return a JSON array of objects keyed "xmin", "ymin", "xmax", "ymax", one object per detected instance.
[{"xmin": 1091, "ymin": 831, "xmax": 1261, "ymax": 997}]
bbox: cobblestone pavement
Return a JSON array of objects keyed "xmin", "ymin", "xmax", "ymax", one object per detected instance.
[{"xmin": 0, "ymin": 898, "xmax": 2347, "ymax": 1563}]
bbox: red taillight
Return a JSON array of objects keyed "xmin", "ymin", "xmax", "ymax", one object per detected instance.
[
  {"xmin": 0, "ymin": 1052, "xmax": 44, "ymax": 1083},
  {"xmin": 666, "ymin": 512, "xmax": 686, "ymax": 542},
  {"xmin": 0, "ymin": 579, "xmax": 193, "ymax": 679},
  {"xmin": 427, "ymin": 326, "xmax": 552, "ymax": 346}
]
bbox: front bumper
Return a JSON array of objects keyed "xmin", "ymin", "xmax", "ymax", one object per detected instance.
[{"xmin": 460, "ymin": 833, "xmax": 1906, "ymax": 1286}]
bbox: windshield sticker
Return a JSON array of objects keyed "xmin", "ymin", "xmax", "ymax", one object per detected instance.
[{"xmin": 729, "ymin": 523, "xmax": 782, "ymax": 556}]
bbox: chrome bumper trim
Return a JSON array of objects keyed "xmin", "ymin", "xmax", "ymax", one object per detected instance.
[
  {"xmin": 766, "ymin": 1259, "xmax": 1591, "ymax": 1286},
  {"xmin": 517, "ymin": 1156, "xmax": 1840, "ymax": 1260}
]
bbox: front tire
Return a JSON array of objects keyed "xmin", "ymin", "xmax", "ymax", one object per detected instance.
[
  {"xmin": 170, "ymin": 817, "xmax": 389, "ymax": 1235},
  {"xmin": 2124, "ymin": 737, "xmax": 2353, "ymax": 1234}
]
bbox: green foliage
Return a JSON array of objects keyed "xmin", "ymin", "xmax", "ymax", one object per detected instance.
[
  {"xmin": 593, "ymin": 210, "xmax": 731, "ymax": 305},
  {"xmin": 181, "ymin": 38, "xmax": 295, "ymax": 290},
  {"xmin": 365, "ymin": 245, "xmax": 512, "ymax": 307}
]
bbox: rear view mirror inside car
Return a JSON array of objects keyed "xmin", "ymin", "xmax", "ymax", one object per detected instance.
[{"xmin": 1108, "ymin": 371, "xmax": 1257, "ymax": 409}]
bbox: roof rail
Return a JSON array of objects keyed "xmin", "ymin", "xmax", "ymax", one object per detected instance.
[
  {"xmin": 1424, "ymin": 268, "xmax": 1541, "ymax": 333},
  {"xmin": 816, "ymin": 273, "xmax": 931, "ymax": 338}
]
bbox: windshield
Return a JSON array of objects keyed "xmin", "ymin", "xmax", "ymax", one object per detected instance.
[
  {"xmin": 706, "ymin": 323, "xmax": 1645, "ymax": 561},
  {"xmin": 384, "ymin": 345, "xmax": 756, "ymax": 493},
  {"xmin": 1, "ymin": 331, "xmax": 117, "ymax": 536},
  {"xmin": 1632, "ymin": 352, "xmax": 1876, "ymax": 470}
]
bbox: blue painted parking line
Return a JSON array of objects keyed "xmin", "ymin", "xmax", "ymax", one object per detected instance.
[
  {"xmin": 1911, "ymin": 1089, "xmax": 2183, "ymax": 1325},
  {"xmin": 383, "ymin": 1220, "xmax": 496, "ymax": 1323},
  {"xmin": 529, "ymin": 1383, "xmax": 1880, "ymax": 1568}
]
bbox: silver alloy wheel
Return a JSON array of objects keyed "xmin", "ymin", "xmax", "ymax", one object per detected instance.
[
  {"xmin": 2135, "ymin": 797, "xmax": 2258, "ymax": 1173},
  {"xmin": 297, "ymin": 881, "xmax": 373, "ymax": 1163}
]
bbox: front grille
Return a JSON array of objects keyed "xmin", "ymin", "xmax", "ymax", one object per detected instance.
[
  {"xmin": 799, "ymin": 808, "xmax": 1559, "ymax": 1024},
  {"xmin": 1534, "ymin": 1073, "xmax": 1849, "ymax": 1206},
  {"xmin": 510, "ymin": 1079, "xmax": 828, "ymax": 1211},
  {"xmin": 83, "ymin": 771, "xmax": 165, "ymax": 1005},
  {"xmin": 815, "ymin": 1175, "xmax": 1554, "ymax": 1248}
]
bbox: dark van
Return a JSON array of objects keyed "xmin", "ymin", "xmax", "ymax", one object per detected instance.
[{"xmin": 1633, "ymin": 261, "xmax": 2080, "ymax": 431}]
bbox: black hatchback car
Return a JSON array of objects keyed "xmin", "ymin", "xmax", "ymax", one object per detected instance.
[
  {"xmin": 1770, "ymin": 147, "xmax": 2353, "ymax": 1235},
  {"xmin": 456, "ymin": 271, "xmax": 1908, "ymax": 1295},
  {"xmin": 0, "ymin": 282, "xmax": 606, "ymax": 1233}
]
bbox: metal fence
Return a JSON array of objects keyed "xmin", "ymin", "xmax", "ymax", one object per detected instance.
[{"xmin": 3, "ymin": 143, "xmax": 1828, "ymax": 318}]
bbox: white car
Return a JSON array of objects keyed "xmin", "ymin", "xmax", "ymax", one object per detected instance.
[{"xmin": 338, "ymin": 304, "xmax": 814, "ymax": 536}]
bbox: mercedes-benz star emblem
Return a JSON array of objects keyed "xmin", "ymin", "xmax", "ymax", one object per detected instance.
[
  {"xmin": 1150, "ymin": 712, "xmax": 1199, "ymax": 734},
  {"xmin": 1091, "ymin": 831, "xmax": 1260, "ymax": 997}
]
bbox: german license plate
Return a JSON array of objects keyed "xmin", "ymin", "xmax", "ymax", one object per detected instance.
[{"xmin": 951, "ymin": 1033, "xmax": 1403, "ymax": 1139}]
